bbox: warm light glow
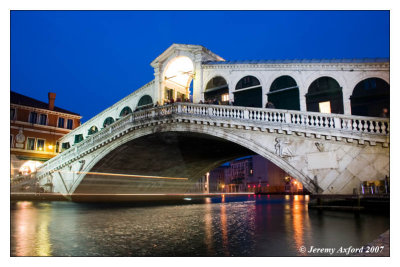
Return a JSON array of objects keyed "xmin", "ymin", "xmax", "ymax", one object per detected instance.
[
  {"xmin": 319, "ymin": 101, "xmax": 331, "ymax": 113},
  {"xmin": 221, "ymin": 93, "xmax": 229, "ymax": 102},
  {"xmin": 164, "ymin": 56, "xmax": 194, "ymax": 88},
  {"xmin": 19, "ymin": 161, "xmax": 42, "ymax": 175},
  {"xmin": 48, "ymin": 145, "xmax": 53, "ymax": 150},
  {"xmin": 38, "ymin": 147, "xmax": 43, "ymax": 151},
  {"xmin": 59, "ymin": 170, "xmax": 188, "ymax": 180}
]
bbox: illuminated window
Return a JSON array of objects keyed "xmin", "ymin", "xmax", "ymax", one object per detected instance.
[
  {"xmin": 27, "ymin": 138, "xmax": 35, "ymax": 150},
  {"xmin": 37, "ymin": 139, "xmax": 45, "ymax": 151},
  {"xmin": 221, "ymin": 93, "xmax": 229, "ymax": 102},
  {"xmin": 319, "ymin": 101, "xmax": 331, "ymax": 113}
]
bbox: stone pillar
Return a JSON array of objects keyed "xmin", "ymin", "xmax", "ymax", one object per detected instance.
[
  {"xmin": 192, "ymin": 54, "xmax": 203, "ymax": 104},
  {"xmin": 343, "ymin": 92, "xmax": 352, "ymax": 115},
  {"xmin": 153, "ymin": 66, "xmax": 162, "ymax": 104}
]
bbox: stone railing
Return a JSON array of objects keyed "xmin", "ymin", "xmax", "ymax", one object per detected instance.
[{"xmin": 37, "ymin": 103, "xmax": 389, "ymax": 176}]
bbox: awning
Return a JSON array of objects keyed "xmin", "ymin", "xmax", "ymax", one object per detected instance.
[
  {"xmin": 267, "ymin": 86, "xmax": 298, "ymax": 95},
  {"xmin": 233, "ymin": 85, "xmax": 262, "ymax": 93},
  {"xmin": 204, "ymin": 85, "xmax": 228, "ymax": 93}
]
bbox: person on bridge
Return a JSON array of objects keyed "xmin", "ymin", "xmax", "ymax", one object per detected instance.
[{"xmin": 265, "ymin": 101, "xmax": 275, "ymax": 109}]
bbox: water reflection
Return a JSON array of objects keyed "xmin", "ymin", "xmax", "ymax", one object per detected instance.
[
  {"xmin": 13, "ymin": 202, "xmax": 52, "ymax": 256},
  {"xmin": 204, "ymin": 198, "xmax": 214, "ymax": 254},
  {"xmin": 11, "ymin": 196, "xmax": 389, "ymax": 257},
  {"xmin": 220, "ymin": 204, "xmax": 229, "ymax": 256}
]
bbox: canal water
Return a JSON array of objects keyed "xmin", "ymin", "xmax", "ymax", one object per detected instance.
[{"xmin": 10, "ymin": 195, "xmax": 389, "ymax": 256}]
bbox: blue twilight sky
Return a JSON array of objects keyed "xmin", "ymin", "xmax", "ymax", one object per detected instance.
[{"xmin": 11, "ymin": 10, "xmax": 389, "ymax": 122}]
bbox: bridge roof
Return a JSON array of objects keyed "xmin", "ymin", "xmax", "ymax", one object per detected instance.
[{"xmin": 203, "ymin": 58, "xmax": 389, "ymax": 65}]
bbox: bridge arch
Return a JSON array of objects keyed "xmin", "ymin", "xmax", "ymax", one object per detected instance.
[
  {"xmin": 306, "ymin": 76, "xmax": 344, "ymax": 114},
  {"xmin": 204, "ymin": 76, "xmax": 229, "ymax": 104},
  {"xmin": 234, "ymin": 75, "xmax": 263, "ymax": 108},
  {"xmin": 119, "ymin": 106, "xmax": 133, "ymax": 117},
  {"xmin": 161, "ymin": 56, "xmax": 194, "ymax": 103},
  {"xmin": 268, "ymin": 75, "xmax": 300, "ymax": 110},
  {"xmin": 68, "ymin": 123, "xmax": 317, "ymax": 195},
  {"xmin": 88, "ymin": 125, "xmax": 99, "ymax": 135},
  {"xmin": 137, "ymin": 95, "xmax": 153, "ymax": 110},
  {"xmin": 103, "ymin": 117, "xmax": 115, "ymax": 128},
  {"xmin": 350, "ymin": 77, "xmax": 390, "ymax": 117}
]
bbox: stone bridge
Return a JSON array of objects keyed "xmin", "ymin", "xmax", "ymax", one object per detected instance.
[{"xmin": 36, "ymin": 103, "xmax": 389, "ymax": 196}]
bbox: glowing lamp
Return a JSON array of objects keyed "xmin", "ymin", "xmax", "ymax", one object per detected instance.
[{"xmin": 48, "ymin": 145, "xmax": 53, "ymax": 150}]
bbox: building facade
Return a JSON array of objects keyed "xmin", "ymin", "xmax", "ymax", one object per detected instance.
[
  {"xmin": 10, "ymin": 91, "xmax": 81, "ymax": 178},
  {"xmin": 209, "ymin": 155, "xmax": 303, "ymax": 193}
]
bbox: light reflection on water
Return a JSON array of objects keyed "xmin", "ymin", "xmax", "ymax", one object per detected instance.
[{"xmin": 10, "ymin": 195, "xmax": 389, "ymax": 256}]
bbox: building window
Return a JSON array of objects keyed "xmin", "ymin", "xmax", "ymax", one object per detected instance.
[
  {"xmin": 11, "ymin": 108, "xmax": 16, "ymax": 120},
  {"xmin": 37, "ymin": 139, "xmax": 45, "ymax": 151},
  {"xmin": 29, "ymin": 112, "xmax": 38, "ymax": 124},
  {"xmin": 67, "ymin": 119, "xmax": 73, "ymax": 129},
  {"xmin": 39, "ymin": 114, "xmax": 47, "ymax": 125},
  {"xmin": 58, "ymin": 117, "xmax": 65, "ymax": 128},
  {"xmin": 27, "ymin": 138, "xmax": 35, "ymax": 150}
]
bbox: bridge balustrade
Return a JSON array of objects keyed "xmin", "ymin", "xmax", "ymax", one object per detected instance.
[{"xmin": 37, "ymin": 102, "xmax": 389, "ymax": 176}]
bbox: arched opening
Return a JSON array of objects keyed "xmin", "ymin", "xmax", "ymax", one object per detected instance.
[
  {"xmin": 120, "ymin": 106, "xmax": 133, "ymax": 117},
  {"xmin": 103, "ymin": 117, "xmax": 115, "ymax": 128},
  {"xmin": 268, "ymin": 76, "xmax": 300, "ymax": 110},
  {"xmin": 74, "ymin": 131, "xmax": 313, "ymax": 195},
  {"xmin": 74, "ymin": 134, "xmax": 84, "ymax": 144},
  {"xmin": 306, "ymin": 77, "xmax": 344, "ymax": 114},
  {"xmin": 234, "ymin": 76, "xmax": 262, "ymax": 108},
  {"xmin": 351, "ymin": 78, "xmax": 390, "ymax": 117},
  {"xmin": 204, "ymin": 76, "xmax": 229, "ymax": 104},
  {"xmin": 163, "ymin": 56, "xmax": 194, "ymax": 103},
  {"xmin": 88, "ymin": 126, "xmax": 98, "ymax": 135},
  {"xmin": 136, "ymin": 95, "xmax": 153, "ymax": 110}
]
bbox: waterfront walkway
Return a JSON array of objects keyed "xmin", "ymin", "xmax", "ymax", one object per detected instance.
[{"xmin": 357, "ymin": 230, "xmax": 390, "ymax": 257}]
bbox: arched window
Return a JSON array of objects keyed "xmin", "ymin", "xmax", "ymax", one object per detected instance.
[
  {"xmin": 103, "ymin": 117, "xmax": 114, "ymax": 128},
  {"xmin": 234, "ymin": 76, "xmax": 262, "ymax": 107},
  {"xmin": 88, "ymin": 126, "xmax": 98, "ymax": 135},
  {"xmin": 268, "ymin": 76, "xmax": 300, "ymax": 110},
  {"xmin": 137, "ymin": 95, "xmax": 153, "ymax": 109},
  {"xmin": 120, "ymin": 106, "xmax": 132, "ymax": 117},
  {"xmin": 306, "ymin": 77, "xmax": 344, "ymax": 114},
  {"xmin": 351, "ymin": 78, "xmax": 389, "ymax": 117},
  {"xmin": 204, "ymin": 76, "xmax": 229, "ymax": 104}
]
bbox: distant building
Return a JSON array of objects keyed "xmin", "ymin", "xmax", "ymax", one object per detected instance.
[
  {"xmin": 209, "ymin": 155, "xmax": 303, "ymax": 193},
  {"xmin": 10, "ymin": 91, "xmax": 82, "ymax": 178}
]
